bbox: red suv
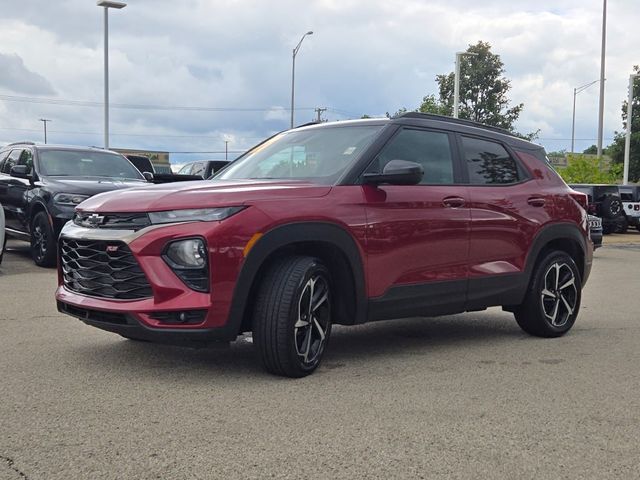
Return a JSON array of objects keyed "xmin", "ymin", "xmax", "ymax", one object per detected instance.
[{"xmin": 56, "ymin": 113, "xmax": 593, "ymax": 377}]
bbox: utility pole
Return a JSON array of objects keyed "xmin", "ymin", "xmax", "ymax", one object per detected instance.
[
  {"xmin": 623, "ymin": 73, "xmax": 638, "ymax": 185},
  {"xmin": 39, "ymin": 118, "xmax": 51, "ymax": 144},
  {"xmin": 314, "ymin": 107, "xmax": 327, "ymax": 122},
  {"xmin": 290, "ymin": 31, "xmax": 313, "ymax": 129},
  {"xmin": 225, "ymin": 140, "xmax": 229, "ymax": 161},
  {"xmin": 571, "ymin": 79, "xmax": 600, "ymax": 153},
  {"xmin": 596, "ymin": 0, "xmax": 607, "ymax": 156}
]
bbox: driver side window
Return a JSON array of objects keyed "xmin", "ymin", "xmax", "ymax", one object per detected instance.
[{"xmin": 368, "ymin": 128, "xmax": 454, "ymax": 184}]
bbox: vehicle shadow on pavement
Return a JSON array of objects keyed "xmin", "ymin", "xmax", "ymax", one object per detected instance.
[{"xmin": 68, "ymin": 311, "xmax": 523, "ymax": 379}]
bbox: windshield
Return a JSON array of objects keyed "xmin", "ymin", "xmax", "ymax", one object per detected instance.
[
  {"xmin": 217, "ymin": 125, "xmax": 383, "ymax": 184},
  {"xmin": 38, "ymin": 150, "xmax": 144, "ymax": 180}
]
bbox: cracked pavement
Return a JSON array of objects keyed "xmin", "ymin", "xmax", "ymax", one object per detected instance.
[{"xmin": 1, "ymin": 238, "xmax": 639, "ymax": 479}]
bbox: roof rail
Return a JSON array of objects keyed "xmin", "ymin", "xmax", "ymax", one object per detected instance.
[
  {"xmin": 396, "ymin": 112, "xmax": 515, "ymax": 137},
  {"xmin": 5, "ymin": 141, "xmax": 36, "ymax": 147}
]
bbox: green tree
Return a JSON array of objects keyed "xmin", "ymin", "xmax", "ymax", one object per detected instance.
[
  {"xmin": 607, "ymin": 65, "xmax": 640, "ymax": 182},
  {"xmin": 557, "ymin": 154, "xmax": 622, "ymax": 184},
  {"xmin": 432, "ymin": 41, "xmax": 523, "ymax": 132}
]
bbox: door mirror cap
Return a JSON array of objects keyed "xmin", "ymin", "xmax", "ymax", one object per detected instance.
[
  {"xmin": 363, "ymin": 159, "xmax": 424, "ymax": 186},
  {"xmin": 10, "ymin": 165, "xmax": 29, "ymax": 179},
  {"xmin": 142, "ymin": 171, "xmax": 154, "ymax": 182}
]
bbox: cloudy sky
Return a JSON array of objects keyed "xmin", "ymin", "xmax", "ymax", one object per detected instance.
[{"xmin": 0, "ymin": 0, "xmax": 638, "ymax": 165}]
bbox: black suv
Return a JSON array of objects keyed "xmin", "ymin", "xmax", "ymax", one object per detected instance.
[
  {"xmin": 569, "ymin": 184, "xmax": 626, "ymax": 234},
  {"xmin": 0, "ymin": 142, "xmax": 148, "ymax": 266}
]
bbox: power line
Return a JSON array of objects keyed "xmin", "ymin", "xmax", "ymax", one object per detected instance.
[{"xmin": 0, "ymin": 93, "xmax": 320, "ymax": 113}]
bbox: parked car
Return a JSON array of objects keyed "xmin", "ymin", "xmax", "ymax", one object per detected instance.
[
  {"xmin": 0, "ymin": 202, "xmax": 5, "ymax": 266},
  {"xmin": 177, "ymin": 160, "xmax": 230, "ymax": 179},
  {"xmin": 0, "ymin": 142, "xmax": 148, "ymax": 267},
  {"xmin": 126, "ymin": 155, "xmax": 205, "ymax": 184},
  {"xmin": 568, "ymin": 184, "xmax": 627, "ymax": 234},
  {"xmin": 618, "ymin": 185, "xmax": 640, "ymax": 232},
  {"xmin": 588, "ymin": 214, "xmax": 603, "ymax": 249},
  {"xmin": 56, "ymin": 113, "xmax": 592, "ymax": 377}
]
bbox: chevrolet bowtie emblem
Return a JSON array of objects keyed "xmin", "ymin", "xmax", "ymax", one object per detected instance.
[{"xmin": 86, "ymin": 213, "xmax": 105, "ymax": 227}]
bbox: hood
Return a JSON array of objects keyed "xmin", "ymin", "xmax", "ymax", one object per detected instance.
[
  {"xmin": 43, "ymin": 176, "xmax": 148, "ymax": 196},
  {"xmin": 77, "ymin": 179, "xmax": 332, "ymax": 213}
]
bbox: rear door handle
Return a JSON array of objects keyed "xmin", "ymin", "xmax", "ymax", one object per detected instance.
[
  {"xmin": 443, "ymin": 196, "xmax": 466, "ymax": 208},
  {"xmin": 527, "ymin": 196, "xmax": 546, "ymax": 207}
]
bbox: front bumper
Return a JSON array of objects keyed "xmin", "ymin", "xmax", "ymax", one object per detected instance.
[{"xmin": 55, "ymin": 220, "xmax": 245, "ymax": 343}]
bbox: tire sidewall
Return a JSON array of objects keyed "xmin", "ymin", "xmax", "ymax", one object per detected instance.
[{"xmin": 31, "ymin": 212, "xmax": 56, "ymax": 267}]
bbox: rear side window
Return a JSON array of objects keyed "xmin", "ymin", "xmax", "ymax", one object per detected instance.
[
  {"xmin": 192, "ymin": 162, "xmax": 206, "ymax": 177},
  {"xmin": 178, "ymin": 163, "xmax": 193, "ymax": 175},
  {"xmin": 371, "ymin": 128, "xmax": 454, "ymax": 184},
  {"xmin": 1, "ymin": 149, "xmax": 21, "ymax": 174},
  {"xmin": 462, "ymin": 137, "xmax": 520, "ymax": 184}
]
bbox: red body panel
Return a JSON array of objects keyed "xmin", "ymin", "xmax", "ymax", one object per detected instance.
[{"xmin": 56, "ymin": 154, "xmax": 591, "ymax": 336}]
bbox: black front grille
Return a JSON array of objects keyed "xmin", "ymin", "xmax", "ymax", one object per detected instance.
[
  {"xmin": 74, "ymin": 212, "xmax": 151, "ymax": 230},
  {"xmin": 60, "ymin": 238, "xmax": 152, "ymax": 300}
]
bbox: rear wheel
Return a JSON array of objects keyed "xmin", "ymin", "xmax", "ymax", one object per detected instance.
[
  {"xmin": 514, "ymin": 250, "xmax": 581, "ymax": 337},
  {"xmin": 252, "ymin": 256, "xmax": 332, "ymax": 378},
  {"xmin": 31, "ymin": 212, "xmax": 57, "ymax": 267}
]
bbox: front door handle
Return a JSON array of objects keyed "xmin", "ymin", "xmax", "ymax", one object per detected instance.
[
  {"xmin": 527, "ymin": 196, "xmax": 546, "ymax": 207},
  {"xmin": 443, "ymin": 196, "xmax": 466, "ymax": 208}
]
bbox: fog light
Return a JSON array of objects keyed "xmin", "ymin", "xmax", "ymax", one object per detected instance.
[{"xmin": 165, "ymin": 238, "xmax": 206, "ymax": 268}]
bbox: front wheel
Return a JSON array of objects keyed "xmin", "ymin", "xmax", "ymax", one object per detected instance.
[
  {"xmin": 514, "ymin": 250, "xmax": 581, "ymax": 337},
  {"xmin": 252, "ymin": 256, "xmax": 332, "ymax": 377},
  {"xmin": 31, "ymin": 211, "xmax": 57, "ymax": 267}
]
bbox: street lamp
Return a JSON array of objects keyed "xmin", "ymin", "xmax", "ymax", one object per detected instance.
[
  {"xmin": 290, "ymin": 31, "xmax": 313, "ymax": 129},
  {"xmin": 39, "ymin": 118, "xmax": 51, "ymax": 144},
  {"xmin": 571, "ymin": 79, "xmax": 600, "ymax": 153},
  {"xmin": 97, "ymin": 0, "xmax": 127, "ymax": 149},
  {"xmin": 453, "ymin": 51, "xmax": 477, "ymax": 118},
  {"xmin": 623, "ymin": 73, "xmax": 638, "ymax": 185},
  {"xmin": 596, "ymin": 0, "xmax": 607, "ymax": 156}
]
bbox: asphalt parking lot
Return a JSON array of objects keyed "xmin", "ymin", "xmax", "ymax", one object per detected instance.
[{"xmin": 1, "ymin": 236, "xmax": 640, "ymax": 480}]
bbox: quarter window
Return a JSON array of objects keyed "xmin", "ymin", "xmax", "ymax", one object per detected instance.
[
  {"xmin": 462, "ymin": 137, "xmax": 520, "ymax": 184},
  {"xmin": 371, "ymin": 128, "xmax": 454, "ymax": 184}
]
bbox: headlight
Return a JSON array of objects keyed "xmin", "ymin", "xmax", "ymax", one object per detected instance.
[
  {"xmin": 54, "ymin": 193, "xmax": 90, "ymax": 206},
  {"xmin": 149, "ymin": 207, "xmax": 244, "ymax": 225},
  {"xmin": 163, "ymin": 238, "xmax": 209, "ymax": 292}
]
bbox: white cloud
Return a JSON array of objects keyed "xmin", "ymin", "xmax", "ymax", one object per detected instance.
[{"xmin": 0, "ymin": 0, "xmax": 638, "ymax": 159}]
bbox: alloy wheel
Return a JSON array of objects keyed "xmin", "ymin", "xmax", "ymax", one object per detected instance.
[
  {"xmin": 294, "ymin": 274, "xmax": 331, "ymax": 366},
  {"xmin": 540, "ymin": 262, "xmax": 578, "ymax": 328},
  {"xmin": 32, "ymin": 222, "xmax": 47, "ymax": 262}
]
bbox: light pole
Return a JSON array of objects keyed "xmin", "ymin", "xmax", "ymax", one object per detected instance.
[
  {"xmin": 571, "ymin": 79, "xmax": 600, "ymax": 153},
  {"xmin": 454, "ymin": 51, "xmax": 477, "ymax": 118},
  {"xmin": 97, "ymin": 0, "xmax": 127, "ymax": 149},
  {"xmin": 39, "ymin": 118, "xmax": 51, "ymax": 144},
  {"xmin": 596, "ymin": 0, "xmax": 607, "ymax": 156},
  {"xmin": 623, "ymin": 73, "xmax": 638, "ymax": 185},
  {"xmin": 290, "ymin": 31, "xmax": 313, "ymax": 129}
]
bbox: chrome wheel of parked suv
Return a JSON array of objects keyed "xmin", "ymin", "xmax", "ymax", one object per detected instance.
[
  {"xmin": 515, "ymin": 251, "xmax": 581, "ymax": 337},
  {"xmin": 253, "ymin": 256, "xmax": 332, "ymax": 377}
]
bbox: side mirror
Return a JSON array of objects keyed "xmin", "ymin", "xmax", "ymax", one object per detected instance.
[
  {"xmin": 10, "ymin": 165, "xmax": 29, "ymax": 179},
  {"xmin": 363, "ymin": 159, "xmax": 424, "ymax": 186},
  {"xmin": 143, "ymin": 171, "xmax": 154, "ymax": 182}
]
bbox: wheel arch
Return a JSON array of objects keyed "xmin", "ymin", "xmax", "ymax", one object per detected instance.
[
  {"xmin": 525, "ymin": 223, "xmax": 588, "ymax": 286},
  {"xmin": 228, "ymin": 222, "xmax": 368, "ymax": 336}
]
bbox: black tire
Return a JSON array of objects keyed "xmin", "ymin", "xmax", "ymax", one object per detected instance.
[
  {"xmin": 600, "ymin": 195, "xmax": 623, "ymax": 219},
  {"xmin": 30, "ymin": 211, "xmax": 57, "ymax": 267},
  {"xmin": 252, "ymin": 256, "xmax": 332, "ymax": 378},
  {"xmin": 616, "ymin": 216, "xmax": 628, "ymax": 234},
  {"xmin": 0, "ymin": 234, "xmax": 6, "ymax": 266},
  {"xmin": 514, "ymin": 250, "xmax": 581, "ymax": 338}
]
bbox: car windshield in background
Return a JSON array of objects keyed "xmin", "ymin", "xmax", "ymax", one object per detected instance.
[
  {"xmin": 38, "ymin": 150, "xmax": 144, "ymax": 180},
  {"xmin": 217, "ymin": 125, "xmax": 383, "ymax": 184}
]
